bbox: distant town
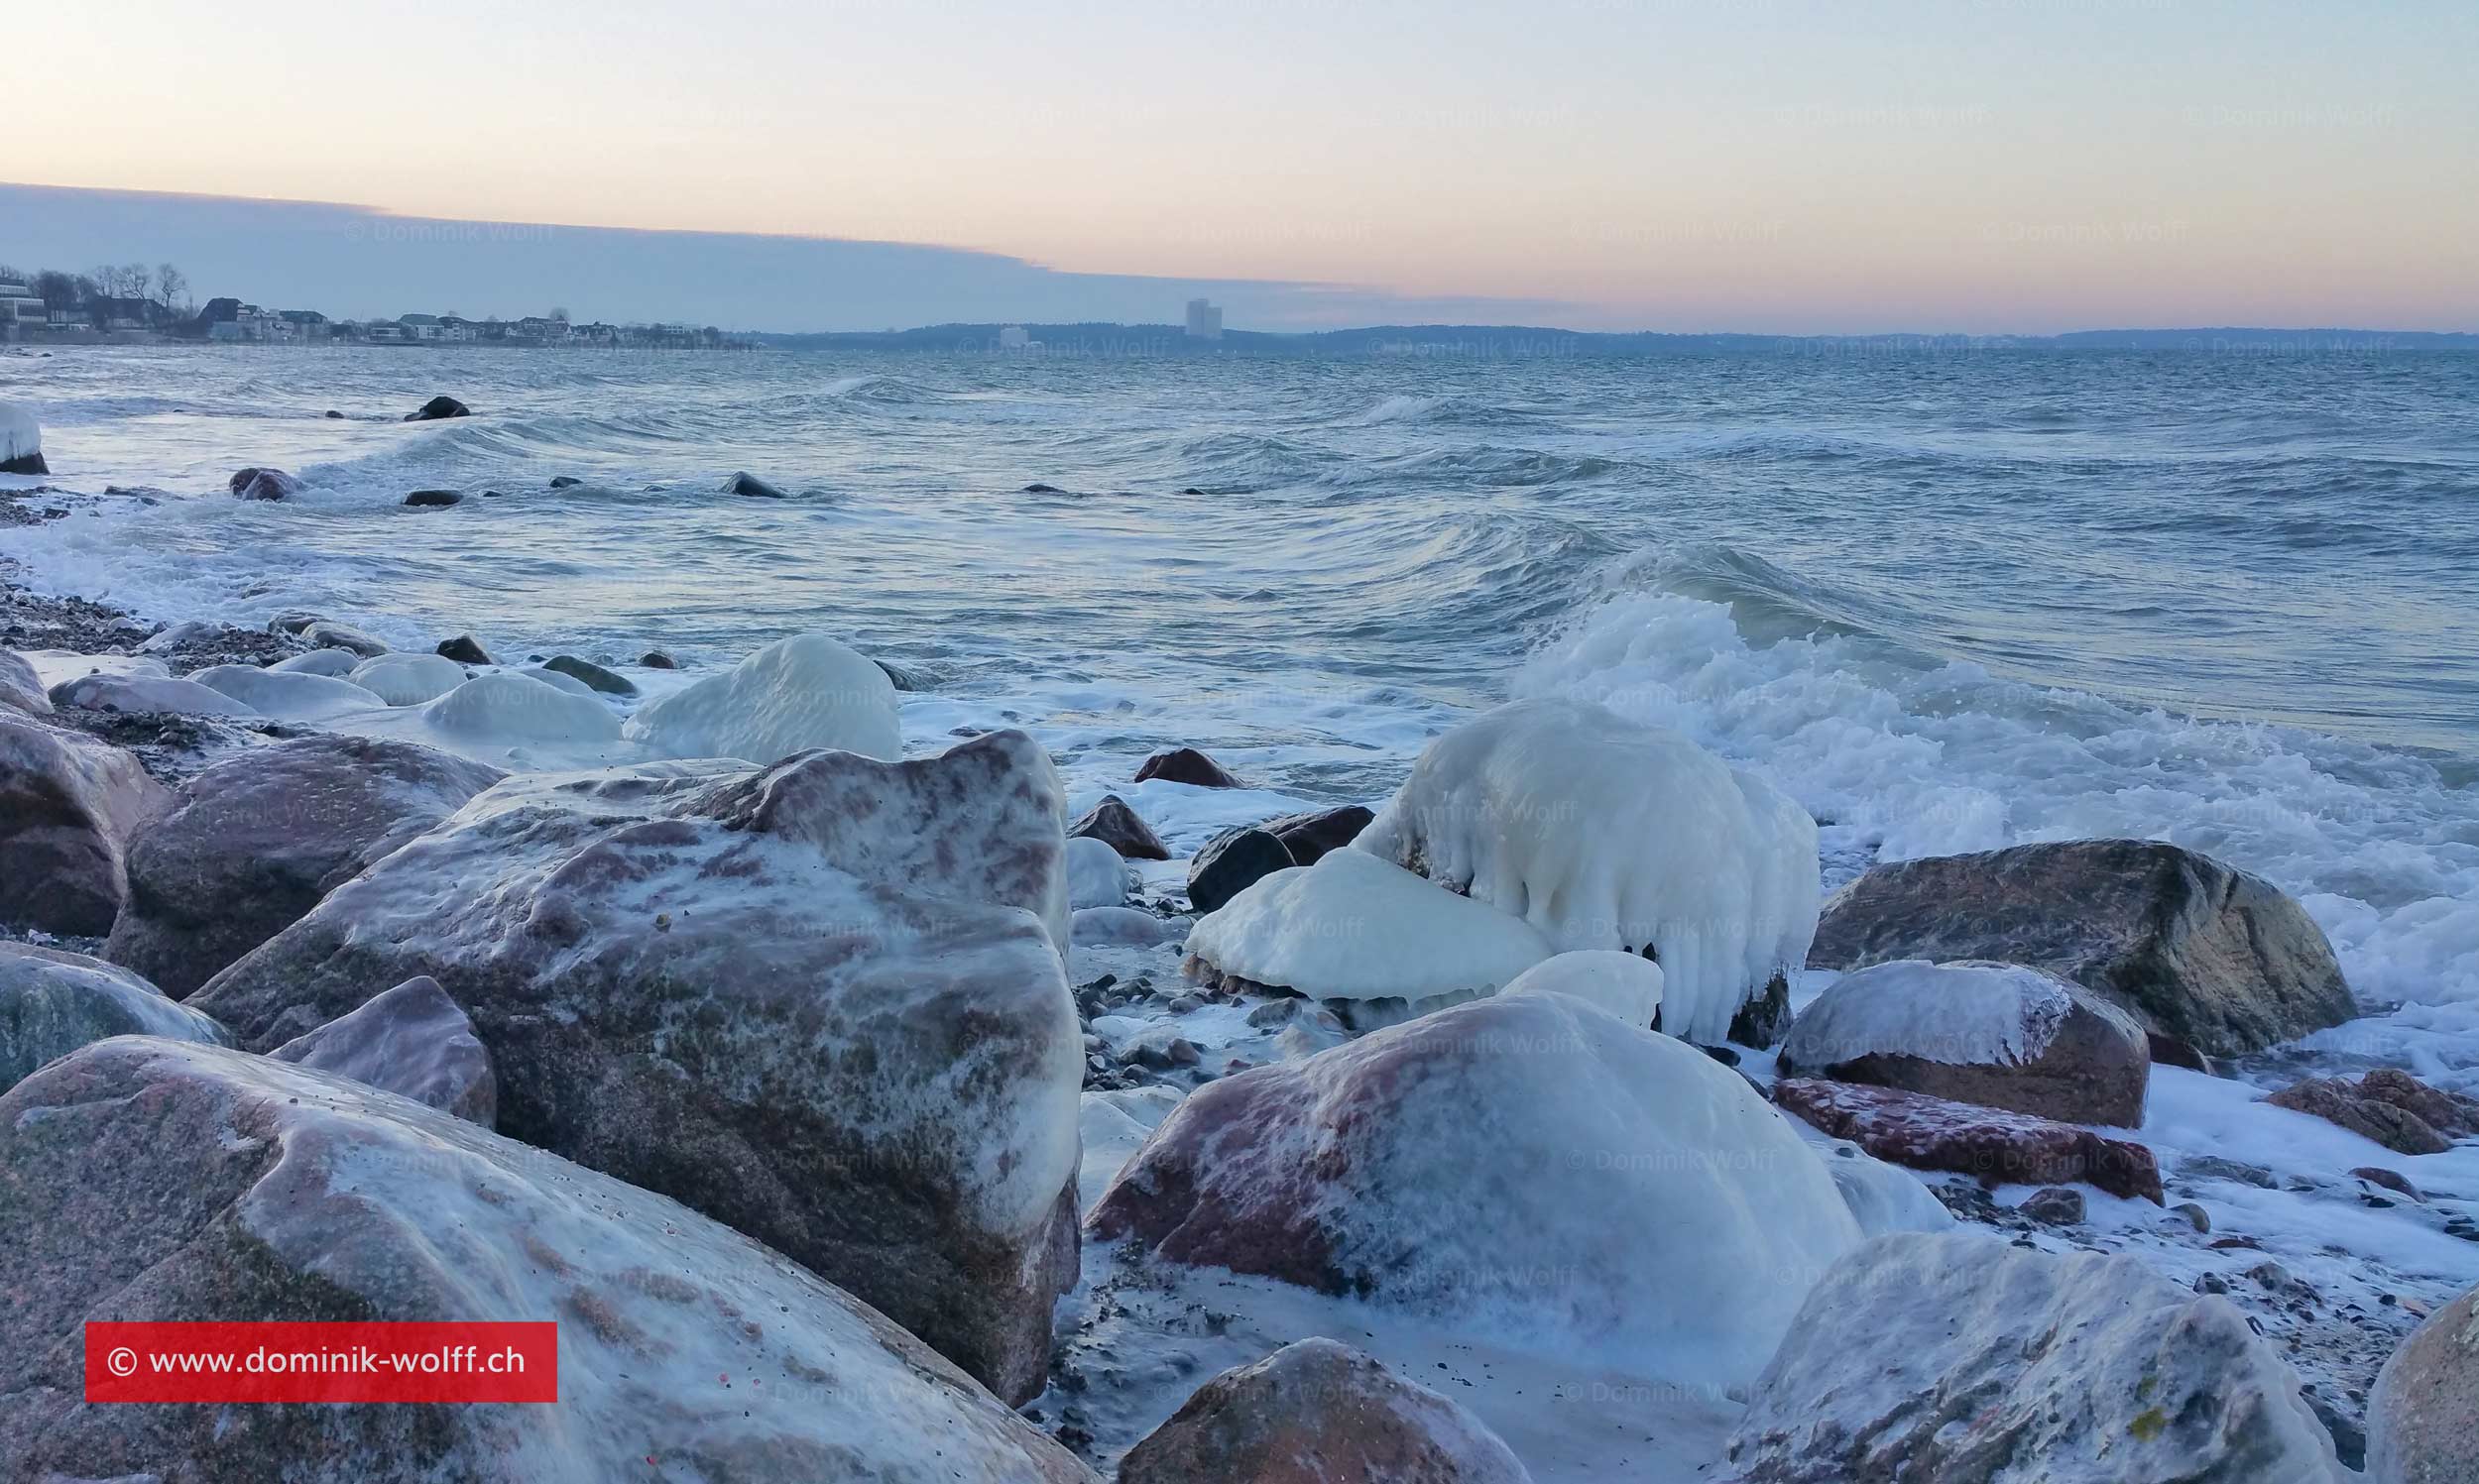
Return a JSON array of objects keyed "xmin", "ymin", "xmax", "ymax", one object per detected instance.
[{"xmin": 0, "ymin": 261, "xmax": 750, "ymax": 350}]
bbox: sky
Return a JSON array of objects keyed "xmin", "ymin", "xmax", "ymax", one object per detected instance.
[{"xmin": 9, "ymin": 0, "xmax": 2476, "ymax": 333}]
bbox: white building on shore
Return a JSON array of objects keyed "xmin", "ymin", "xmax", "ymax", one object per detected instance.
[{"xmin": 1184, "ymin": 297, "xmax": 1224, "ymax": 340}]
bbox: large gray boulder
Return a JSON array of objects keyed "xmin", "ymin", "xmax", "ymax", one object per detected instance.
[
  {"xmin": 103, "ymin": 733, "xmax": 504, "ymax": 996},
  {"xmin": 0, "ymin": 710, "xmax": 172, "ymax": 934},
  {"xmin": 1809, "ymin": 839, "xmax": 2356, "ymax": 1057},
  {"xmin": 1724, "ymin": 1231, "xmax": 2341, "ymax": 1483},
  {"xmin": 1121, "ymin": 1337, "xmax": 1532, "ymax": 1484},
  {"xmin": 0, "ymin": 1037, "xmax": 1094, "ymax": 1483},
  {"xmin": 191, "ymin": 731, "xmax": 1082, "ymax": 1403},
  {"xmin": 0, "ymin": 943, "xmax": 226, "ymax": 1091},
  {"xmin": 2367, "ymin": 1282, "xmax": 2479, "ymax": 1484},
  {"xmin": 269, "ymin": 974, "xmax": 495, "ymax": 1125},
  {"xmin": 0, "ymin": 647, "xmax": 48, "ymax": 715}
]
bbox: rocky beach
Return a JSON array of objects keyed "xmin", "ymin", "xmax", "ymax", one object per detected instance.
[{"xmin": 2, "ymin": 351, "xmax": 2476, "ymax": 1481}]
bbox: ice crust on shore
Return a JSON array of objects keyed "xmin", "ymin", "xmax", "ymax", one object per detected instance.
[{"xmin": 625, "ymin": 631, "xmax": 899, "ymax": 763}]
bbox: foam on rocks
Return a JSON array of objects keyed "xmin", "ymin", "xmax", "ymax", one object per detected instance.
[
  {"xmin": 1723, "ymin": 1231, "xmax": 2341, "ymax": 1483},
  {"xmin": 1090, "ymin": 990, "xmax": 1861, "ymax": 1384},
  {"xmin": 625, "ymin": 631, "xmax": 900, "ymax": 763},
  {"xmin": 0, "ymin": 1039, "xmax": 1092, "ymax": 1482},
  {"xmin": 1067, "ymin": 834, "xmax": 1138, "ymax": 908},
  {"xmin": 0, "ymin": 943, "xmax": 228, "ymax": 1089},
  {"xmin": 1184, "ymin": 848, "xmax": 1554, "ymax": 1024},
  {"xmin": 348, "ymin": 650, "xmax": 470, "ymax": 706},
  {"xmin": 186, "ymin": 663, "xmax": 386, "ymax": 721},
  {"xmin": 1356, "ymin": 698, "xmax": 1820, "ymax": 1044},
  {"xmin": 0, "ymin": 401, "xmax": 44, "ymax": 475}
]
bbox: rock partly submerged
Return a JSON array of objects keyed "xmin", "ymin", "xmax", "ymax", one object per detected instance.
[
  {"xmin": 191, "ymin": 730, "xmax": 1081, "ymax": 1402},
  {"xmin": 0, "ymin": 1037, "xmax": 1094, "ymax": 1482}
]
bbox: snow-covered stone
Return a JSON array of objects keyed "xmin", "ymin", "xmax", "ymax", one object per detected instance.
[
  {"xmin": 1121, "ymin": 1337, "xmax": 1533, "ymax": 1484},
  {"xmin": 0, "ymin": 400, "xmax": 44, "ymax": 475},
  {"xmin": 0, "ymin": 711, "xmax": 172, "ymax": 934},
  {"xmin": 1090, "ymin": 991, "xmax": 1861, "ymax": 1384},
  {"xmin": 1071, "ymin": 905, "xmax": 1190, "ymax": 949},
  {"xmin": 47, "ymin": 671, "xmax": 261, "ymax": 718},
  {"xmin": 625, "ymin": 630, "xmax": 900, "ymax": 763},
  {"xmin": 1185, "ymin": 849, "xmax": 1554, "ymax": 1027},
  {"xmin": 347, "ymin": 650, "xmax": 470, "ymax": 705},
  {"xmin": 1781, "ymin": 959, "xmax": 2151, "ymax": 1127},
  {"xmin": 1499, "ymin": 950, "xmax": 1665, "ymax": 1028},
  {"xmin": 191, "ymin": 730, "xmax": 1080, "ymax": 1401},
  {"xmin": 1801, "ymin": 1132, "xmax": 1957, "ymax": 1237},
  {"xmin": 1773, "ymin": 1078, "xmax": 2164, "ymax": 1201},
  {"xmin": 295, "ymin": 619, "xmax": 388, "ymax": 656},
  {"xmin": 186, "ymin": 662, "xmax": 386, "ymax": 721},
  {"xmin": 1723, "ymin": 1231, "xmax": 2341, "ymax": 1483},
  {"xmin": 0, "ymin": 1038, "xmax": 1093, "ymax": 1483},
  {"xmin": 1809, "ymin": 838, "xmax": 2355, "ymax": 1058},
  {"xmin": 0, "ymin": 648, "xmax": 49, "ymax": 715},
  {"xmin": 268, "ymin": 645, "xmax": 364, "ymax": 677},
  {"xmin": 269, "ymin": 974, "xmax": 495, "ymax": 1124},
  {"xmin": 103, "ymin": 734, "xmax": 504, "ymax": 996},
  {"xmin": 1356, "ymin": 699, "xmax": 1820, "ymax": 1044},
  {"xmin": 1068, "ymin": 834, "xmax": 1138, "ymax": 907},
  {"xmin": 2367, "ymin": 1280, "xmax": 2479, "ymax": 1484},
  {"xmin": 0, "ymin": 943, "xmax": 227, "ymax": 1089},
  {"xmin": 422, "ymin": 670, "xmax": 622, "ymax": 744}
]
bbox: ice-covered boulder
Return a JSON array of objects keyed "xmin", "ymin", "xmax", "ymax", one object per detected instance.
[
  {"xmin": 0, "ymin": 648, "xmax": 50, "ymax": 715},
  {"xmin": 186, "ymin": 662, "xmax": 386, "ymax": 721},
  {"xmin": 269, "ymin": 974, "xmax": 495, "ymax": 1124},
  {"xmin": 0, "ymin": 712, "xmax": 172, "ymax": 934},
  {"xmin": 48, "ymin": 671, "xmax": 261, "ymax": 718},
  {"xmin": 103, "ymin": 734, "xmax": 504, "ymax": 996},
  {"xmin": 1802, "ymin": 1133, "xmax": 1957, "ymax": 1236},
  {"xmin": 191, "ymin": 731, "xmax": 1079, "ymax": 1401},
  {"xmin": 268, "ymin": 645, "xmax": 364, "ymax": 677},
  {"xmin": 1780, "ymin": 959, "xmax": 2151, "ymax": 1127},
  {"xmin": 626, "ymin": 631, "xmax": 900, "ymax": 763},
  {"xmin": 1499, "ymin": 949, "xmax": 1666, "ymax": 1027},
  {"xmin": 1184, "ymin": 848, "xmax": 1554, "ymax": 1028},
  {"xmin": 348, "ymin": 649, "xmax": 470, "ymax": 705},
  {"xmin": 1356, "ymin": 699, "xmax": 1820, "ymax": 1045},
  {"xmin": 1121, "ymin": 1337, "xmax": 1534, "ymax": 1484},
  {"xmin": 1723, "ymin": 1231, "xmax": 2341, "ymax": 1483},
  {"xmin": 1809, "ymin": 839, "xmax": 2356, "ymax": 1057},
  {"xmin": 0, "ymin": 942, "xmax": 227, "ymax": 1090},
  {"xmin": 421, "ymin": 669, "xmax": 622, "ymax": 745},
  {"xmin": 0, "ymin": 400, "xmax": 45, "ymax": 474},
  {"xmin": 2367, "ymin": 1280, "xmax": 2479, "ymax": 1484},
  {"xmin": 295, "ymin": 618, "xmax": 390, "ymax": 656},
  {"xmin": 0, "ymin": 1038, "xmax": 1093, "ymax": 1482},
  {"xmin": 1068, "ymin": 834, "xmax": 1138, "ymax": 907},
  {"xmin": 1090, "ymin": 991, "xmax": 1861, "ymax": 1383},
  {"xmin": 1773, "ymin": 1078, "xmax": 2163, "ymax": 1201},
  {"xmin": 1068, "ymin": 792, "xmax": 1169, "ymax": 859},
  {"xmin": 1072, "ymin": 905, "xmax": 1189, "ymax": 949}
]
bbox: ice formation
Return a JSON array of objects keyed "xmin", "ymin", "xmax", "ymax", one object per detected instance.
[
  {"xmin": 1498, "ymin": 950, "xmax": 1666, "ymax": 1027},
  {"xmin": 187, "ymin": 663, "xmax": 384, "ymax": 721},
  {"xmin": 268, "ymin": 646, "xmax": 363, "ymax": 677},
  {"xmin": 0, "ymin": 401, "xmax": 38, "ymax": 467},
  {"xmin": 1067, "ymin": 835, "xmax": 1137, "ymax": 908},
  {"xmin": 1782, "ymin": 959, "xmax": 2072, "ymax": 1070},
  {"xmin": 347, "ymin": 651, "xmax": 470, "ymax": 706},
  {"xmin": 1356, "ymin": 697, "xmax": 1820, "ymax": 1043},
  {"xmin": 624, "ymin": 631, "xmax": 899, "ymax": 763},
  {"xmin": 419, "ymin": 671, "xmax": 622, "ymax": 743},
  {"xmin": 1182, "ymin": 847, "xmax": 1553, "ymax": 1010}
]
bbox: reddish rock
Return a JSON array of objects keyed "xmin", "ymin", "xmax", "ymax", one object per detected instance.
[
  {"xmin": 1137, "ymin": 745, "xmax": 1242, "ymax": 788},
  {"xmin": 0, "ymin": 712, "xmax": 172, "ymax": 936},
  {"xmin": 1068, "ymin": 792, "xmax": 1169, "ymax": 859},
  {"xmin": 227, "ymin": 466, "xmax": 302, "ymax": 501},
  {"xmin": 2266, "ymin": 1069, "xmax": 2479, "ymax": 1156},
  {"xmin": 1772, "ymin": 1078, "xmax": 2164, "ymax": 1202}
]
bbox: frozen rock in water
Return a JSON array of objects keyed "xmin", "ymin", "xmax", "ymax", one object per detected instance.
[
  {"xmin": 404, "ymin": 393, "xmax": 469, "ymax": 419},
  {"xmin": 525, "ymin": 662, "xmax": 598, "ymax": 695},
  {"xmin": 0, "ymin": 1038, "xmax": 1092, "ymax": 1482},
  {"xmin": 1357, "ymin": 698, "xmax": 1821, "ymax": 1045},
  {"xmin": 48, "ymin": 671, "xmax": 261, "ymax": 718},
  {"xmin": 1258, "ymin": 802, "xmax": 1375, "ymax": 865},
  {"xmin": 0, "ymin": 400, "xmax": 45, "ymax": 474},
  {"xmin": 270, "ymin": 974, "xmax": 495, "ymax": 1124},
  {"xmin": 1184, "ymin": 848, "xmax": 1552, "ymax": 1026},
  {"xmin": 1499, "ymin": 949, "xmax": 1666, "ymax": 1028},
  {"xmin": 226, "ymin": 465, "xmax": 300, "ymax": 501},
  {"xmin": 0, "ymin": 942, "xmax": 227, "ymax": 1089},
  {"xmin": 1780, "ymin": 959, "xmax": 2151, "ymax": 1127},
  {"xmin": 268, "ymin": 645, "xmax": 363, "ymax": 677},
  {"xmin": 434, "ymin": 633, "xmax": 492, "ymax": 664},
  {"xmin": 543, "ymin": 653, "xmax": 637, "ymax": 696},
  {"xmin": 1808, "ymin": 838, "xmax": 2356, "ymax": 1058},
  {"xmin": 1091, "ymin": 991, "xmax": 1860, "ymax": 1383},
  {"xmin": 0, "ymin": 712, "xmax": 172, "ymax": 934},
  {"xmin": 102, "ymin": 734, "xmax": 504, "ymax": 996},
  {"xmin": 422, "ymin": 671, "xmax": 622, "ymax": 744},
  {"xmin": 1188, "ymin": 825, "xmax": 1295, "ymax": 914},
  {"xmin": 186, "ymin": 662, "xmax": 385, "ymax": 721},
  {"xmin": 1068, "ymin": 834, "xmax": 1138, "ymax": 908},
  {"xmin": 1723, "ymin": 1231, "xmax": 2341, "ymax": 1484},
  {"xmin": 1121, "ymin": 1337, "xmax": 1534, "ymax": 1484},
  {"xmin": 191, "ymin": 730, "xmax": 1079, "ymax": 1401},
  {"xmin": 625, "ymin": 630, "xmax": 900, "ymax": 763},
  {"xmin": 0, "ymin": 648, "xmax": 49, "ymax": 715},
  {"xmin": 1798, "ymin": 1131, "xmax": 1956, "ymax": 1236},
  {"xmin": 2367, "ymin": 1280, "xmax": 2479, "ymax": 1484},
  {"xmin": 1773, "ymin": 1078, "xmax": 2164, "ymax": 1201},
  {"xmin": 348, "ymin": 650, "xmax": 470, "ymax": 705},
  {"xmin": 1136, "ymin": 744, "xmax": 1241, "ymax": 787},
  {"xmin": 296, "ymin": 619, "xmax": 389, "ymax": 656},
  {"xmin": 1068, "ymin": 792, "xmax": 1169, "ymax": 859},
  {"xmin": 1071, "ymin": 906, "xmax": 1190, "ymax": 949},
  {"xmin": 2266, "ymin": 1068, "xmax": 2479, "ymax": 1156}
]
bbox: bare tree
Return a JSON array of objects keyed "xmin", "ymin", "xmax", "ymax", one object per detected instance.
[
  {"xmin": 127, "ymin": 264, "xmax": 152, "ymax": 307},
  {"xmin": 34, "ymin": 271, "xmax": 79, "ymax": 319},
  {"xmin": 157, "ymin": 264, "xmax": 187, "ymax": 316}
]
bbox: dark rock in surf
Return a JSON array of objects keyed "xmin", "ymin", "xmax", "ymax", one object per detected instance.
[
  {"xmin": 322, "ymin": 409, "xmax": 344, "ymax": 418},
  {"xmin": 639, "ymin": 650, "xmax": 677, "ymax": 669},
  {"xmin": 435, "ymin": 634, "xmax": 492, "ymax": 665},
  {"xmin": 724, "ymin": 470, "xmax": 785, "ymax": 498},
  {"xmin": 874, "ymin": 658, "xmax": 932, "ymax": 692},
  {"xmin": 227, "ymin": 466, "xmax": 302, "ymax": 501},
  {"xmin": 404, "ymin": 395, "xmax": 469, "ymax": 421},
  {"xmin": 541, "ymin": 654, "xmax": 636, "ymax": 696},
  {"xmin": 1022, "ymin": 482, "xmax": 1065, "ymax": 494},
  {"xmin": 548, "ymin": 475, "xmax": 582, "ymax": 488},
  {"xmin": 404, "ymin": 490, "xmax": 461, "ymax": 508},
  {"xmin": 1070, "ymin": 794, "xmax": 1170, "ymax": 860},
  {"xmin": 1189, "ymin": 827, "xmax": 1295, "ymax": 915},
  {"xmin": 1137, "ymin": 745, "xmax": 1242, "ymax": 789},
  {"xmin": 1257, "ymin": 803, "xmax": 1373, "ymax": 865}
]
